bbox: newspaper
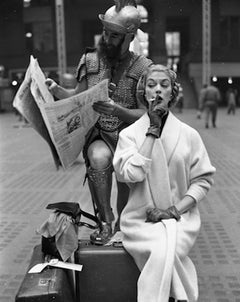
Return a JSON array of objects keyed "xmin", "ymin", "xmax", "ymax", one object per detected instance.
[
  {"xmin": 13, "ymin": 56, "xmax": 109, "ymax": 169},
  {"xmin": 29, "ymin": 56, "xmax": 55, "ymax": 105}
]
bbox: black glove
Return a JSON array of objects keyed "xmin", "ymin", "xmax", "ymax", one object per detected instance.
[
  {"xmin": 146, "ymin": 105, "xmax": 167, "ymax": 138},
  {"xmin": 146, "ymin": 206, "xmax": 181, "ymax": 222}
]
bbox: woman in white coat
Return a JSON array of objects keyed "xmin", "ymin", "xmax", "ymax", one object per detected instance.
[{"xmin": 113, "ymin": 64, "xmax": 216, "ymax": 302}]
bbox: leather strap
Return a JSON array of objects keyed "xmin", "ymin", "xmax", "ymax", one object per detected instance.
[{"xmin": 46, "ymin": 202, "xmax": 100, "ymax": 229}]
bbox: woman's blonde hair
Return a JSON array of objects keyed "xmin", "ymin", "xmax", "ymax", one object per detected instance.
[{"xmin": 136, "ymin": 64, "xmax": 180, "ymax": 108}]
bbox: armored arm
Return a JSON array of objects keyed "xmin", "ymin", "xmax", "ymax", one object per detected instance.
[{"xmin": 112, "ymin": 105, "xmax": 146, "ymax": 123}]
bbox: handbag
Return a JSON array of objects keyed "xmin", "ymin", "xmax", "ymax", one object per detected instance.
[{"xmin": 41, "ymin": 202, "xmax": 100, "ymax": 260}]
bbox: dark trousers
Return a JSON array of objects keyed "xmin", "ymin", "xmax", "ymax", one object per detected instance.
[
  {"xmin": 204, "ymin": 101, "xmax": 218, "ymax": 127},
  {"xmin": 227, "ymin": 104, "xmax": 236, "ymax": 115}
]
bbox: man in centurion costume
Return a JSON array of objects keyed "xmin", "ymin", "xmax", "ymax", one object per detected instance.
[{"xmin": 46, "ymin": 0, "xmax": 152, "ymax": 245}]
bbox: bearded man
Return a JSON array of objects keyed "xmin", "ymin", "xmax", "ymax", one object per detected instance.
[{"xmin": 46, "ymin": 0, "xmax": 152, "ymax": 245}]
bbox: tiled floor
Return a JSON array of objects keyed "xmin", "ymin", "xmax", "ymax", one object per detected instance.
[{"xmin": 0, "ymin": 108, "xmax": 240, "ymax": 302}]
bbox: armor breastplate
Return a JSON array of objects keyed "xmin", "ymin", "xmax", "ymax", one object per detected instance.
[{"xmin": 76, "ymin": 49, "xmax": 152, "ymax": 131}]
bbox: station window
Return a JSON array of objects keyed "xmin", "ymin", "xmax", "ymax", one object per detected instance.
[
  {"xmin": 220, "ymin": 16, "xmax": 240, "ymax": 48},
  {"xmin": 24, "ymin": 5, "xmax": 54, "ymax": 54},
  {"xmin": 23, "ymin": 0, "xmax": 51, "ymax": 8},
  {"xmin": 165, "ymin": 32, "xmax": 180, "ymax": 72}
]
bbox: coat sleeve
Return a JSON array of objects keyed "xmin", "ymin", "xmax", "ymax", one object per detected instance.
[
  {"xmin": 113, "ymin": 128, "xmax": 152, "ymax": 183},
  {"xmin": 185, "ymin": 129, "xmax": 216, "ymax": 202}
]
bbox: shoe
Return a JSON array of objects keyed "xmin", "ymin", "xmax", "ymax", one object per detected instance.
[
  {"xmin": 205, "ymin": 124, "xmax": 209, "ymax": 128},
  {"xmin": 213, "ymin": 124, "xmax": 216, "ymax": 128},
  {"xmin": 90, "ymin": 222, "xmax": 112, "ymax": 245}
]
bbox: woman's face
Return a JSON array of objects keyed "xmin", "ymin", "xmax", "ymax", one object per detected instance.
[{"xmin": 145, "ymin": 70, "xmax": 172, "ymax": 111}]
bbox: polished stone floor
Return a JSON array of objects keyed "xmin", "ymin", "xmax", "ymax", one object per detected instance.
[{"xmin": 0, "ymin": 108, "xmax": 240, "ymax": 302}]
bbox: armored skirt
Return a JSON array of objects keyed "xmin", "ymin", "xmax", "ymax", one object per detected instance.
[
  {"xmin": 82, "ymin": 123, "xmax": 126, "ymax": 166},
  {"xmin": 113, "ymin": 112, "xmax": 216, "ymax": 302}
]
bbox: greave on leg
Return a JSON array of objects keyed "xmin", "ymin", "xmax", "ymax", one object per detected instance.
[{"xmin": 87, "ymin": 164, "xmax": 114, "ymax": 224}]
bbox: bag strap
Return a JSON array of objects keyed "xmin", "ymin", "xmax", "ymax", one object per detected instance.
[
  {"xmin": 77, "ymin": 208, "xmax": 100, "ymax": 229},
  {"xmin": 46, "ymin": 202, "xmax": 100, "ymax": 229}
]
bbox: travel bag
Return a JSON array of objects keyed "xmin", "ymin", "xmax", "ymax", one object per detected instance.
[
  {"xmin": 74, "ymin": 240, "xmax": 140, "ymax": 302},
  {"xmin": 15, "ymin": 244, "xmax": 75, "ymax": 302}
]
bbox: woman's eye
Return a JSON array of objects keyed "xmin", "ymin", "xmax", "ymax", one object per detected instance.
[
  {"xmin": 162, "ymin": 81, "xmax": 170, "ymax": 87},
  {"xmin": 147, "ymin": 83, "xmax": 155, "ymax": 88}
]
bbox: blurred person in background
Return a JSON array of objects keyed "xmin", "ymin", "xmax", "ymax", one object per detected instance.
[
  {"xmin": 226, "ymin": 87, "xmax": 236, "ymax": 115},
  {"xmin": 197, "ymin": 83, "xmax": 207, "ymax": 119},
  {"xmin": 176, "ymin": 85, "xmax": 184, "ymax": 113},
  {"xmin": 201, "ymin": 84, "xmax": 221, "ymax": 128},
  {"xmin": 45, "ymin": 0, "xmax": 152, "ymax": 245}
]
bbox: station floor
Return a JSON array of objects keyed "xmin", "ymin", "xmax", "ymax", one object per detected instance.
[{"xmin": 0, "ymin": 108, "xmax": 240, "ymax": 302}]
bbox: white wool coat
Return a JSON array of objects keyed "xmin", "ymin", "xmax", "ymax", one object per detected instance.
[{"xmin": 113, "ymin": 112, "xmax": 215, "ymax": 302}]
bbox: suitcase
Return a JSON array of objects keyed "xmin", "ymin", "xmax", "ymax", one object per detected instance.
[
  {"xmin": 75, "ymin": 240, "xmax": 140, "ymax": 302},
  {"xmin": 15, "ymin": 245, "xmax": 75, "ymax": 302}
]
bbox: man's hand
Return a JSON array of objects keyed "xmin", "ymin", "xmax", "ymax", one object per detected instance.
[
  {"xmin": 108, "ymin": 82, "xmax": 116, "ymax": 98},
  {"xmin": 45, "ymin": 78, "xmax": 59, "ymax": 96},
  {"xmin": 146, "ymin": 206, "xmax": 181, "ymax": 222},
  {"xmin": 92, "ymin": 99, "xmax": 121, "ymax": 116}
]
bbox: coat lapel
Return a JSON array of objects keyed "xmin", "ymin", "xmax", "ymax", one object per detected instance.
[
  {"xmin": 137, "ymin": 112, "xmax": 182, "ymax": 208},
  {"xmin": 160, "ymin": 112, "xmax": 181, "ymax": 165},
  {"xmin": 132, "ymin": 112, "xmax": 182, "ymax": 208}
]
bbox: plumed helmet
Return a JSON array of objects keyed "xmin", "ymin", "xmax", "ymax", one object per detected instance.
[{"xmin": 99, "ymin": 0, "xmax": 141, "ymax": 34}]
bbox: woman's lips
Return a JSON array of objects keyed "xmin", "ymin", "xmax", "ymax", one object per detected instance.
[{"xmin": 155, "ymin": 95, "xmax": 162, "ymax": 101}]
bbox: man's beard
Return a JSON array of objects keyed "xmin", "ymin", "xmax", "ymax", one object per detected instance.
[{"xmin": 98, "ymin": 36, "xmax": 124, "ymax": 65}]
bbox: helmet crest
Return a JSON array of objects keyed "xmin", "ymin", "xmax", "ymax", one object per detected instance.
[
  {"xmin": 114, "ymin": 0, "xmax": 137, "ymax": 11},
  {"xmin": 99, "ymin": 0, "xmax": 141, "ymax": 34}
]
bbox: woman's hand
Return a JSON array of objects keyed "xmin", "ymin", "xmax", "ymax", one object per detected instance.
[
  {"xmin": 146, "ymin": 208, "xmax": 170, "ymax": 222},
  {"xmin": 148, "ymin": 98, "xmax": 167, "ymax": 126},
  {"xmin": 146, "ymin": 98, "xmax": 168, "ymax": 138},
  {"xmin": 146, "ymin": 206, "xmax": 181, "ymax": 222}
]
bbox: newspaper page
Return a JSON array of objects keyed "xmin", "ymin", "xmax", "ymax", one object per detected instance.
[
  {"xmin": 13, "ymin": 58, "xmax": 61, "ymax": 168},
  {"xmin": 29, "ymin": 55, "xmax": 54, "ymax": 105},
  {"xmin": 40, "ymin": 79, "xmax": 109, "ymax": 169}
]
